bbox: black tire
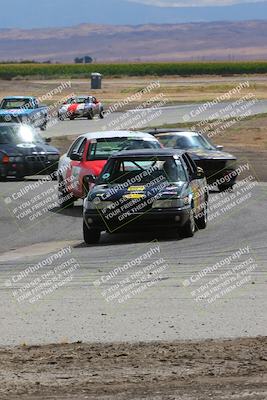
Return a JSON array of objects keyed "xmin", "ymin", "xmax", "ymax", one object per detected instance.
[
  {"xmin": 195, "ymin": 203, "xmax": 208, "ymax": 230},
  {"xmin": 15, "ymin": 174, "xmax": 25, "ymax": 181},
  {"xmin": 99, "ymin": 109, "xmax": 104, "ymax": 119},
  {"xmin": 83, "ymin": 178, "xmax": 89, "ymax": 198},
  {"xmin": 58, "ymin": 114, "xmax": 64, "ymax": 121},
  {"xmin": 51, "ymin": 172, "xmax": 58, "ymax": 181},
  {"xmin": 83, "ymin": 221, "xmax": 100, "ymax": 244},
  {"xmin": 40, "ymin": 123, "xmax": 47, "ymax": 131},
  {"xmin": 69, "ymin": 116, "xmax": 75, "ymax": 120},
  {"xmin": 180, "ymin": 207, "xmax": 195, "ymax": 238},
  {"xmin": 58, "ymin": 177, "xmax": 75, "ymax": 208},
  {"xmin": 87, "ymin": 110, "xmax": 94, "ymax": 120}
]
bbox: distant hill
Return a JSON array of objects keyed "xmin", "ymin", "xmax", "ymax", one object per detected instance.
[{"xmin": 1, "ymin": 20, "xmax": 267, "ymax": 62}]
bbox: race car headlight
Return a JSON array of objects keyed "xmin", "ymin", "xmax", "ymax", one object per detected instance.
[
  {"xmin": 152, "ymin": 196, "xmax": 190, "ymax": 208},
  {"xmin": 95, "ymin": 201, "xmax": 114, "ymax": 211},
  {"xmin": 84, "ymin": 199, "xmax": 114, "ymax": 211},
  {"xmin": 9, "ymin": 156, "xmax": 23, "ymax": 162},
  {"xmin": 47, "ymin": 154, "xmax": 60, "ymax": 161}
]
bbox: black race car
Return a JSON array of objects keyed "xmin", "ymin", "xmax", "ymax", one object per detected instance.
[
  {"xmin": 83, "ymin": 148, "xmax": 209, "ymax": 244},
  {"xmin": 147, "ymin": 129, "xmax": 237, "ymax": 192},
  {"xmin": 0, "ymin": 123, "xmax": 60, "ymax": 179}
]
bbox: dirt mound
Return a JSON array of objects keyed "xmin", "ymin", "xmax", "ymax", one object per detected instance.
[{"xmin": 1, "ymin": 336, "xmax": 267, "ymax": 399}]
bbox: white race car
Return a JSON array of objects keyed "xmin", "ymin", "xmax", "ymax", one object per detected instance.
[{"xmin": 58, "ymin": 95, "xmax": 104, "ymax": 121}]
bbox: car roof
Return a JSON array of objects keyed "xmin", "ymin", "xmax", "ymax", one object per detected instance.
[
  {"xmin": 153, "ymin": 130, "xmax": 200, "ymax": 137},
  {"xmin": 111, "ymin": 148, "xmax": 187, "ymax": 158},
  {"xmin": 2, "ymin": 96, "xmax": 33, "ymax": 100},
  {"xmin": 79, "ymin": 131, "xmax": 159, "ymax": 141}
]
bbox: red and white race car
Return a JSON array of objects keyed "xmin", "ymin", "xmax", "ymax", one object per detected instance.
[
  {"xmin": 57, "ymin": 130, "xmax": 161, "ymax": 208},
  {"xmin": 57, "ymin": 95, "xmax": 104, "ymax": 121}
]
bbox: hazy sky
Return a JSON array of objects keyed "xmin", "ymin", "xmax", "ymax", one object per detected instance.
[{"xmin": 0, "ymin": 0, "xmax": 267, "ymax": 28}]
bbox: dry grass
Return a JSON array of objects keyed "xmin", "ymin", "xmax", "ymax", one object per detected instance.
[{"xmin": 1, "ymin": 76, "xmax": 267, "ymax": 109}]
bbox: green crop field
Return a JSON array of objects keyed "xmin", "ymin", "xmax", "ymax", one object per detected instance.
[{"xmin": 1, "ymin": 62, "xmax": 267, "ymax": 79}]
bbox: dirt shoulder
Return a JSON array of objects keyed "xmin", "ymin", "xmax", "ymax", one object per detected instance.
[
  {"xmin": 1, "ymin": 337, "xmax": 267, "ymax": 400},
  {"xmin": 2, "ymin": 75, "xmax": 267, "ymax": 108}
]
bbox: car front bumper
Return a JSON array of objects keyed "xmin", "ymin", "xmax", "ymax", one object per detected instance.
[
  {"xmin": 84, "ymin": 207, "xmax": 191, "ymax": 233},
  {"xmin": 0, "ymin": 160, "xmax": 58, "ymax": 178}
]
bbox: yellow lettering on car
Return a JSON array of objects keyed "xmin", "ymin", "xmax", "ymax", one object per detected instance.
[
  {"xmin": 124, "ymin": 193, "xmax": 145, "ymax": 199},
  {"xmin": 128, "ymin": 186, "xmax": 145, "ymax": 191}
]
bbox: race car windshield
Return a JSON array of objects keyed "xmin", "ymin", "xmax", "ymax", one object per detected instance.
[
  {"xmin": 75, "ymin": 98, "xmax": 88, "ymax": 104},
  {"xmin": 87, "ymin": 138, "xmax": 160, "ymax": 160},
  {"xmin": 0, "ymin": 126, "xmax": 43, "ymax": 144},
  {"xmin": 158, "ymin": 134, "xmax": 215, "ymax": 151},
  {"xmin": 97, "ymin": 156, "xmax": 187, "ymax": 185},
  {"xmin": 0, "ymin": 99, "xmax": 32, "ymax": 110}
]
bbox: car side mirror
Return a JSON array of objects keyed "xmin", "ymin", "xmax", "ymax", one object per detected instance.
[
  {"xmin": 70, "ymin": 152, "xmax": 82, "ymax": 161},
  {"xmin": 84, "ymin": 174, "xmax": 96, "ymax": 184},
  {"xmin": 216, "ymin": 145, "xmax": 224, "ymax": 151},
  {"xmin": 196, "ymin": 167, "xmax": 205, "ymax": 179},
  {"xmin": 45, "ymin": 137, "xmax": 51, "ymax": 144}
]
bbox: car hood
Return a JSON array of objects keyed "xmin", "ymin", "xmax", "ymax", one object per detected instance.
[
  {"xmin": 0, "ymin": 109, "xmax": 34, "ymax": 116},
  {"xmin": 88, "ymin": 181, "xmax": 187, "ymax": 202},
  {"xmin": 187, "ymin": 148, "xmax": 236, "ymax": 161},
  {"xmin": 0, "ymin": 142, "xmax": 59, "ymax": 156}
]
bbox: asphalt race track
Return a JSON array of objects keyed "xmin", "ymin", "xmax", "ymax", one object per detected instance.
[
  {"xmin": 45, "ymin": 99, "xmax": 267, "ymax": 138},
  {"xmin": 0, "ymin": 176, "xmax": 266, "ymax": 346}
]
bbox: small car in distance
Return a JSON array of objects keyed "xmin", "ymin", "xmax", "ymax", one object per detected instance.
[
  {"xmin": 0, "ymin": 96, "xmax": 48, "ymax": 131},
  {"xmin": 83, "ymin": 149, "xmax": 209, "ymax": 244},
  {"xmin": 149, "ymin": 129, "xmax": 237, "ymax": 192},
  {"xmin": 0, "ymin": 123, "xmax": 60, "ymax": 180},
  {"xmin": 57, "ymin": 130, "xmax": 161, "ymax": 208},
  {"xmin": 58, "ymin": 96, "xmax": 104, "ymax": 121}
]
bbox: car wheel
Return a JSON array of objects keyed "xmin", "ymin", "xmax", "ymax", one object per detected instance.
[
  {"xmin": 180, "ymin": 207, "xmax": 195, "ymax": 238},
  {"xmin": 58, "ymin": 177, "xmax": 75, "ymax": 208},
  {"xmin": 69, "ymin": 116, "xmax": 75, "ymax": 120},
  {"xmin": 58, "ymin": 114, "xmax": 64, "ymax": 121},
  {"xmin": 83, "ymin": 178, "xmax": 90, "ymax": 197},
  {"xmin": 195, "ymin": 203, "xmax": 208, "ymax": 230},
  {"xmin": 99, "ymin": 109, "xmax": 104, "ymax": 119},
  {"xmin": 51, "ymin": 171, "xmax": 58, "ymax": 181},
  {"xmin": 83, "ymin": 221, "xmax": 100, "ymax": 245},
  {"xmin": 87, "ymin": 110, "xmax": 94, "ymax": 120}
]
